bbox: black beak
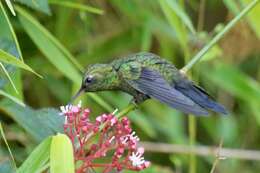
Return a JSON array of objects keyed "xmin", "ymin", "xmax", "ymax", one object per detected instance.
[{"xmin": 69, "ymin": 86, "xmax": 85, "ymax": 104}]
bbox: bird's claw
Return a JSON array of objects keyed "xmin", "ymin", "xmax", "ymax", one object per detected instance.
[{"xmin": 129, "ymin": 98, "xmax": 139, "ymax": 108}]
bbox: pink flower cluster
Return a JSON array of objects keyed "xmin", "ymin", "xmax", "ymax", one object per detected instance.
[{"xmin": 60, "ymin": 102, "xmax": 150, "ymax": 173}]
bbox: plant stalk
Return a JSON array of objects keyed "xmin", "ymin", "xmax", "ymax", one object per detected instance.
[{"xmin": 182, "ymin": 0, "xmax": 259, "ymax": 72}]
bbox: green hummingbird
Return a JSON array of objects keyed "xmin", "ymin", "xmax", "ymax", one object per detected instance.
[{"xmin": 72, "ymin": 52, "xmax": 227, "ymax": 115}]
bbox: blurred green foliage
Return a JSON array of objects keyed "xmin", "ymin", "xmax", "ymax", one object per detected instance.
[{"xmin": 0, "ymin": 0, "xmax": 260, "ymax": 173}]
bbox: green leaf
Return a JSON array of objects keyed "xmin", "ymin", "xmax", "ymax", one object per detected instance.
[
  {"xmin": 242, "ymin": 0, "xmax": 260, "ymax": 38},
  {"xmin": 3, "ymin": 0, "xmax": 16, "ymax": 16},
  {"xmin": 50, "ymin": 134, "xmax": 74, "ymax": 173},
  {"xmin": 159, "ymin": 0, "xmax": 189, "ymax": 56},
  {"xmin": 49, "ymin": 0, "xmax": 104, "ymax": 14},
  {"xmin": 0, "ymin": 2, "xmax": 24, "ymax": 93},
  {"xmin": 141, "ymin": 23, "xmax": 152, "ymax": 52},
  {"xmin": 16, "ymin": 6, "xmax": 82, "ymax": 84},
  {"xmin": 16, "ymin": 0, "xmax": 50, "ymax": 14},
  {"xmin": 0, "ymin": 1, "xmax": 24, "ymax": 61},
  {"xmin": 0, "ymin": 62, "xmax": 18, "ymax": 93},
  {"xmin": 223, "ymin": 0, "xmax": 240, "ymax": 15},
  {"xmin": 0, "ymin": 49, "xmax": 41, "ymax": 77},
  {"xmin": 164, "ymin": 0, "xmax": 195, "ymax": 34},
  {"xmin": 17, "ymin": 137, "xmax": 52, "ymax": 173},
  {"xmin": 0, "ymin": 100, "xmax": 63, "ymax": 142},
  {"xmin": 0, "ymin": 123, "xmax": 16, "ymax": 171},
  {"xmin": 0, "ymin": 89, "xmax": 24, "ymax": 106},
  {"xmin": 0, "ymin": 39, "xmax": 24, "ymax": 100},
  {"xmin": 4, "ymin": 69, "xmax": 24, "ymax": 101}
]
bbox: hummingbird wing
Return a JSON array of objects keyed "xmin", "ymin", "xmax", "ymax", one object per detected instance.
[
  {"xmin": 127, "ymin": 68, "xmax": 209, "ymax": 115},
  {"xmin": 174, "ymin": 80, "xmax": 228, "ymax": 114}
]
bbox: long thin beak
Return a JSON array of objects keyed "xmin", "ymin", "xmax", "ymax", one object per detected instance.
[{"xmin": 69, "ymin": 87, "xmax": 85, "ymax": 104}]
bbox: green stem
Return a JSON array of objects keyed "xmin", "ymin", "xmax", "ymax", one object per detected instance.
[
  {"xmin": 210, "ymin": 138, "xmax": 224, "ymax": 173},
  {"xmin": 87, "ymin": 93, "xmax": 114, "ymax": 112},
  {"xmin": 182, "ymin": 0, "xmax": 259, "ymax": 72},
  {"xmin": 184, "ymin": 1, "xmax": 260, "ymax": 170},
  {"xmin": 188, "ymin": 115, "xmax": 196, "ymax": 173},
  {"xmin": 115, "ymin": 104, "xmax": 137, "ymax": 118}
]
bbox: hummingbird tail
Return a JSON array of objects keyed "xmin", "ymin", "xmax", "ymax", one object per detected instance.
[{"xmin": 175, "ymin": 83, "xmax": 228, "ymax": 115}]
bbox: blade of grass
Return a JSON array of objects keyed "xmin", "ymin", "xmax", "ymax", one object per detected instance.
[
  {"xmin": 16, "ymin": 5, "xmax": 84, "ymax": 73},
  {"xmin": 17, "ymin": 6, "xmax": 81, "ymax": 83},
  {"xmin": 164, "ymin": 0, "xmax": 195, "ymax": 34},
  {"xmin": 16, "ymin": 0, "xmax": 50, "ymax": 14},
  {"xmin": 141, "ymin": 22, "xmax": 152, "ymax": 51},
  {"xmin": 182, "ymin": 0, "xmax": 260, "ymax": 72},
  {"xmin": 3, "ymin": 0, "xmax": 15, "ymax": 16},
  {"xmin": 0, "ymin": 1, "xmax": 24, "ymax": 62},
  {"xmin": 17, "ymin": 137, "xmax": 52, "ymax": 173},
  {"xmin": 0, "ymin": 89, "xmax": 25, "ymax": 106},
  {"xmin": 0, "ymin": 1, "xmax": 25, "ymax": 93},
  {"xmin": 0, "ymin": 49, "xmax": 41, "ymax": 77},
  {"xmin": 242, "ymin": 0, "xmax": 260, "ymax": 38},
  {"xmin": 0, "ymin": 123, "xmax": 16, "ymax": 171},
  {"xmin": 48, "ymin": 0, "xmax": 104, "ymax": 15},
  {"xmin": 4, "ymin": 70, "xmax": 24, "ymax": 101},
  {"xmin": 159, "ymin": 0, "xmax": 189, "ymax": 59},
  {"xmin": 223, "ymin": 0, "xmax": 240, "ymax": 15},
  {"xmin": 0, "ymin": 62, "xmax": 18, "ymax": 93}
]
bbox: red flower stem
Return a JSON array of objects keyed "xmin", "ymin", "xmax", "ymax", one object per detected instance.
[
  {"xmin": 102, "ymin": 165, "xmax": 113, "ymax": 173},
  {"xmin": 89, "ymin": 163, "xmax": 113, "ymax": 167}
]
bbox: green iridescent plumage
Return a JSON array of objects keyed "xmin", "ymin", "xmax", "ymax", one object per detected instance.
[{"xmin": 73, "ymin": 52, "xmax": 227, "ymax": 115}]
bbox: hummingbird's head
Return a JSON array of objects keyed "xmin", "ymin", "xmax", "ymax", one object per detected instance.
[
  {"xmin": 71, "ymin": 63, "xmax": 120, "ymax": 101},
  {"xmin": 82, "ymin": 63, "xmax": 119, "ymax": 92}
]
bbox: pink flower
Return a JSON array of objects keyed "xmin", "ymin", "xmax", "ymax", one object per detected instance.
[{"xmin": 59, "ymin": 101, "xmax": 150, "ymax": 173}]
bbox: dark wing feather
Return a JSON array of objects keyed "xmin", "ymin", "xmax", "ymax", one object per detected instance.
[
  {"xmin": 175, "ymin": 81, "xmax": 228, "ymax": 114},
  {"xmin": 127, "ymin": 68, "xmax": 209, "ymax": 115}
]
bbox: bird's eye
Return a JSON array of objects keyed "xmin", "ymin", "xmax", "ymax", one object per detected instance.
[{"xmin": 85, "ymin": 76, "xmax": 93, "ymax": 83}]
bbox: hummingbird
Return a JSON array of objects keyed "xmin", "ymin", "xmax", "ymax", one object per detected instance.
[{"xmin": 72, "ymin": 52, "xmax": 227, "ymax": 115}]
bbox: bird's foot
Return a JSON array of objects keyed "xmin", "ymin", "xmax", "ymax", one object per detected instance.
[{"xmin": 129, "ymin": 97, "xmax": 139, "ymax": 109}]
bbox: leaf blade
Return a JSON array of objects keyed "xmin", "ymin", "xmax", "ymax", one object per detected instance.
[
  {"xmin": 16, "ymin": 6, "xmax": 81, "ymax": 84},
  {"xmin": 0, "ymin": 123, "xmax": 17, "ymax": 171},
  {"xmin": 0, "ymin": 62, "xmax": 18, "ymax": 93},
  {"xmin": 17, "ymin": 137, "xmax": 52, "ymax": 173},
  {"xmin": 3, "ymin": 0, "xmax": 15, "ymax": 16},
  {"xmin": 16, "ymin": 0, "xmax": 50, "ymax": 14},
  {"xmin": 49, "ymin": 0, "xmax": 104, "ymax": 14},
  {"xmin": 164, "ymin": 0, "xmax": 195, "ymax": 34},
  {"xmin": 50, "ymin": 134, "xmax": 74, "ymax": 173},
  {"xmin": 0, "ymin": 89, "xmax": 24, "ymax": 106},
  {"xmin": 0, "ymin": 49, "xmax": 41, "ymax": 77}
]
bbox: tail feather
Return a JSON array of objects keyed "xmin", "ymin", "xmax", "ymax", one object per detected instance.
[{"xmin": 175, "ymin": 83, "xmax": 228, "ymax": 115}]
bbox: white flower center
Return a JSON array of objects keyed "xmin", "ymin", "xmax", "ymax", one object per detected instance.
[{"xmin": 129, "ymin": 151, "xmax": 145, "ymax": 167}]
